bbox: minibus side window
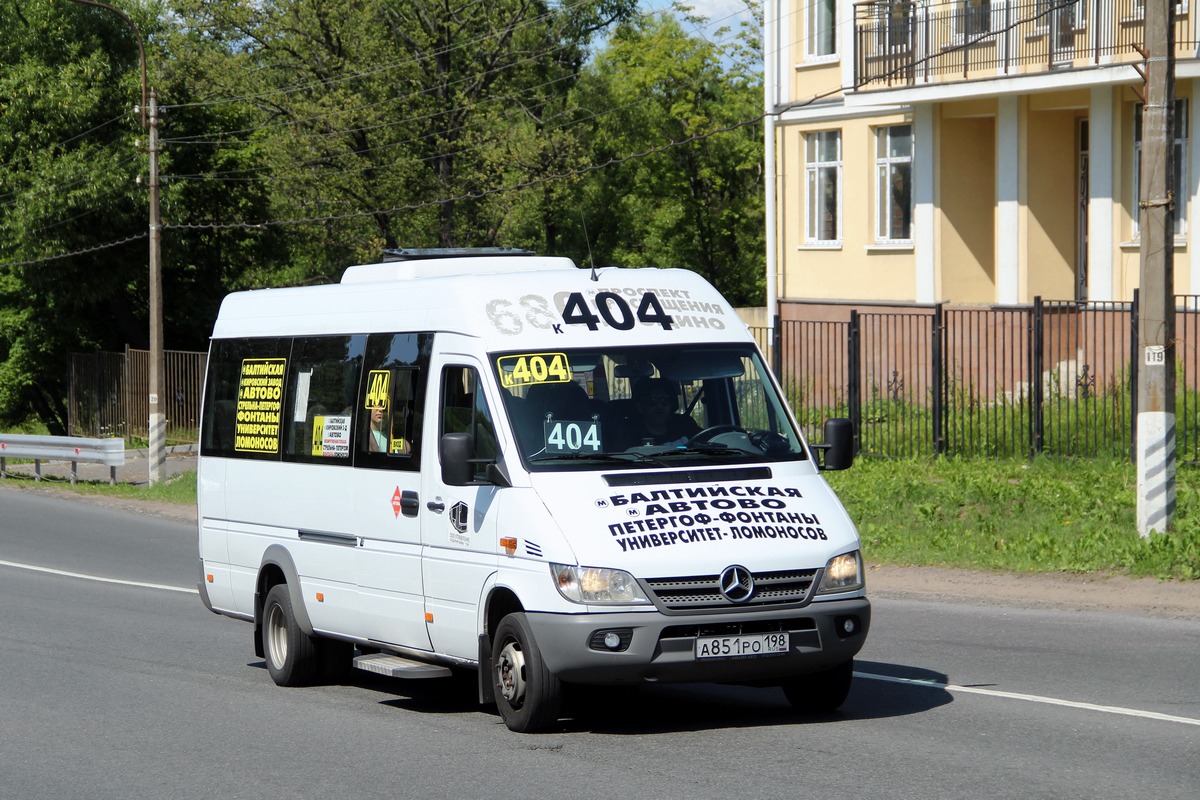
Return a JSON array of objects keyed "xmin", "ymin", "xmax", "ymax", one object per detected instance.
[
  {"xmin": 355, "ymin": 332, "xmax": 431, "ymax": 471},
  {"xmin": 440, "ymin": 366, "xmax": 498, "ymax": 481},
  {"xmin": 200, "ymin": 337, "xmax": 290, "ymax": 460},
  {"xmin": 282, "ymin": 335, "xmax": 366, "ymax": 465}
]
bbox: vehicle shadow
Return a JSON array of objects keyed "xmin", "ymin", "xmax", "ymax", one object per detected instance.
[
  {"xmin": 283, "ymin": 658, "xmax": 954, "ymax": 735},
  {"xmin": 558, "ymin": 661, "xmax": 952, "ymax": 735}
]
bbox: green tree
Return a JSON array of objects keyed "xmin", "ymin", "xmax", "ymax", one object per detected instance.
[
  {"xmin": 168, "ymin": 0, "xmax": 637, "ymax": 277},
  {"xmin": 0, "ymin": 1, "xmax": 154, "ymax": 431},
  {"xmin": 559, "ymin": 9, "xmax": 765, "ymax": 304},
  {"xmin": 0, "ymin": 1, "xmax": 275, "ymax": 430}
]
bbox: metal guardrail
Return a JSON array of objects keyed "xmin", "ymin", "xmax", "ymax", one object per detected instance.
[{"xmin": 0, "ymin": 434, "xmax": 126, "ymax": 485}]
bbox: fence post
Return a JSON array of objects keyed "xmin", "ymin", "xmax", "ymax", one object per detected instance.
[
  {"xmin": 848, "ymin": 310, "xmax": 862, "ymax": 455},
  {"xmin": 772, "ymin": 313, "xmax": 783, "ymax": 384},
  {"xmin": 932, "ymin": 303, "xmax": 946, "ymax": 455},
  {"xmin": 1031, "ymin": 296, "xmax": 1044, "ymax": 456},
  {"xmin": 1130, "ymin": 288, "xmax": 1140, "ymax": 461},
  {"xmin": 124, "ymin": 344, "xmax": 133, "ymax": 444}
]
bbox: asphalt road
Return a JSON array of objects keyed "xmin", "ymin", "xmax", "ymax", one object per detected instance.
[{"xmin": 1, "ymin": 489, "xmax": 1197, "ymax": 799}]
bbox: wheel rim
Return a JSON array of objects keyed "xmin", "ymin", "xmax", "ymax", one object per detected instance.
[
  {"xmin": 496, "ymin": 639, "xmax": 526, "ymax": 707},
  {"xmin": 265, "ymin": 602, "xmax": 288, "ymax": 670}
]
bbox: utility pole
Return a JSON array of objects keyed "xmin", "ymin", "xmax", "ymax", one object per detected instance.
[
  {"xmin": 69, "ymin": 0, "xmax": 166, "ymax": 484},
  {"xmin": 148, "ymin": 89, "xmax": 166, "ymax": 485},
  {"xmin": 1136, "ymin": 0, "xmax": 1177, "ymax": 536}
]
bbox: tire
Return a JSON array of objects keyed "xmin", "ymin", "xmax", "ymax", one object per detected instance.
[
  {"xmin": 261, "ymin": 583, "xmax": 320, "ymax": 687},
  {"xmin": 782, "ymin": 659, "xmax": 854, "ymax": 714},
  {"xmin": 491, "ymin": 612, "xmax": 561, "ymax": 732}
]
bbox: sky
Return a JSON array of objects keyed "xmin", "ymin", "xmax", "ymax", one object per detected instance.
[
  {"xmin": 642, "ymin": 0, "xmax": 758, "ymax": 34},
  {"xmin": 638, "ymin": 0, "xmax": 760, "ymax": 58}
]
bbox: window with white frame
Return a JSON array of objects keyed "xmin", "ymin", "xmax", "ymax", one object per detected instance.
[
  {"xmin": 1133, "ymin": 99, "xmax": 1188, "ymax": 238},
  {"xmin": 805, "ymin": 130, "xmax": 841, "ymax": 245},
  {"xmin": 875, "ymin": 124, "xmax": 913, "ymax": 243},
  {"xmin": 807, "ymin": 0, "xmax": 837, "ymax": 58}
]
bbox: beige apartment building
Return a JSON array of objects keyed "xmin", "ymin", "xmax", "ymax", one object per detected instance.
[{"xmin": 763, "ymin": 0, "xmax": 1200, "ymax": 321}]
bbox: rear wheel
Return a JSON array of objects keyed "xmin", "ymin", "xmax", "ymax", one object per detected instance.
[
  {"xmin": 782, "ymin": 659, "xmax": 854, "ymax": 714},
  {"xmin": 262, "ymin": 584, "xmax": 320, "ymax": 687},
  {"xmin": 492, "ymin": 613, "xmax": 561, "ymax": 732}
]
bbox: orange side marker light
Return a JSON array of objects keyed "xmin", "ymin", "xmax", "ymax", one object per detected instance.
[
  {"xmin": 500, "ymin": 537, "xmax": 518, "ymax": 555},
  {"xmin": 316, "ymin": 592, "xmax": 325, "ymax": 603}
]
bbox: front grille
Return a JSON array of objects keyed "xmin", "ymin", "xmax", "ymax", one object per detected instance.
[
  {"xmin": 643, "ymin": 568, "xmax": 818, "ymax": 612},
  {"xmin": 661, "ymin": 617, "xmax": 815, "ymax": 640}
]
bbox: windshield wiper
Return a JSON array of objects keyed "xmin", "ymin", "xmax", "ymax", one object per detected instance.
[
  {"xmin": 528, "ymin": 451, "xmax": 652, "ymax": 463},
  {"xmin": 657, "ymin": 445, "xmax": 753, "ymax": 457}
]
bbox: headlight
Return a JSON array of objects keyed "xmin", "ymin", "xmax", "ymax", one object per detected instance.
[
  {"xmin": 550, "ymin": 564, "xmax": 651, "ymax": 605},
  {"xmin": 816, "ymin": 551, "xmax": 864, "ymax": 595}
]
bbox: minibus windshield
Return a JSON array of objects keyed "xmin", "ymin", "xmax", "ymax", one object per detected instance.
[{"xmin": 491, "ymin": 344, "xmax": 809, "ymax": 470}]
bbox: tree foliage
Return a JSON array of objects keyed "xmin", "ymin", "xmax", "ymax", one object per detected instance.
[{"xmin": 0, "ymin": 0, "xmax": 765, "ymax": 429}]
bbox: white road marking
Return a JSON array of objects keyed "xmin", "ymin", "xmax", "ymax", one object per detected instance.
[
  {"xmin": 0, "ymin": 558, "xmax": 197, "ymax": 595},
  {"xmin": 857, "ymin": 671, "xmax": 1200, "ymax": 727},
  {"xmin": 4, "ymin": 557, "xmax": 1196, "ymax": 728}
]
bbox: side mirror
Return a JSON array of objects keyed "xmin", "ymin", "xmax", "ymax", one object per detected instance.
[
  {"xmin": 440, "ymin": 433, "xmax": 511, "ymax": 487},
  {"xmin": 817, "ymin": 418, "xmax": 854, "ymax": 471},
  {"xmin": 440, "ymin": 433, "xmax": 475, "ymax": 485}
]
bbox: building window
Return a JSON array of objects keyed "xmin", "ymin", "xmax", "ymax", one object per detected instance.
[
  {"xmin": 1134, "ymin": 99, "xmax": 1188, "ymax": 238},
  {"xmin": 876, "ymin": 0, "xmax": 914, "ymax": 51},
  {"xmin": 807, "ymin": 0, "xmax": 837, "ymax": 58},
  {"xmin": 959, "ymin": 0, "xmax": 991, "ymax": 37},
  {"xmin": 875, "ymin": 124, "xmax": 913, "ymax": 243},
  {"xmin": 805, "ymin": 130, "xmax": 841, "ymax": 245}
]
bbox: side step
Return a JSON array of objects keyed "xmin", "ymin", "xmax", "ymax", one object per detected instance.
[{"xmin": 352, "ymin": 652, "xmax": 453, "ymax": 679}]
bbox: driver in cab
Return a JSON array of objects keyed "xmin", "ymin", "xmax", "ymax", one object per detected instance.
[{"xmin": 624, "ymin": 377, "xmax": 699, "ymax": 447}]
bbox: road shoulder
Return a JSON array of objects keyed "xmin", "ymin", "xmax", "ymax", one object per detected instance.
[{"xmin": 867, "ymin": 564, "xmax": 1200, "ymax": 619}]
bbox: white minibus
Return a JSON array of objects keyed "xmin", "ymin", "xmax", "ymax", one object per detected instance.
[{"xmin": 197, "ymin": 249, "xmax": 870, "ymax": 732}]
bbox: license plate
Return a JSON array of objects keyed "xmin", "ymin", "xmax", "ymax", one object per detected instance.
[{"xmin": 695, "ymin": 632, "xmax": 790, "ymax": 659}]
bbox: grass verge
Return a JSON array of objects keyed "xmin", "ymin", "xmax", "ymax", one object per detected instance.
[
  {"xmin": 2, "ymin": 469, "xmax": 198, "ymax": 506},
  {"xmin": 825, "ymin": 457, "xmax": 1200, "ymax": 581}
]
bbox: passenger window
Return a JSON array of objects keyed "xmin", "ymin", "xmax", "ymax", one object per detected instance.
[
  {"xmin": 440, "ymin": 366, "xmax": 498, "ymax": 480},
  {"xmin": 282, "ymin": 335, "xmax": 366, "ymax": 464},
  {"xmin": 200, "ymin": 337, "xmax": 290, "ymax": 460},
  {"xmin": 356, "ymin": 333, "xmax": 431, "ymax": 471}
]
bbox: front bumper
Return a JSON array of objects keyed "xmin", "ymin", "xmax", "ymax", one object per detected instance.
[{"xmin": 527, "ymin": 597, "xmax": 870, "ymax": 685}]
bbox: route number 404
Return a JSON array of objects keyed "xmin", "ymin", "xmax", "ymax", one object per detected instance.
[
  {"xmin": 486, "ymin": 291, "xmax": 675, "ymax": 336},
  {"xmin": 562, "ymin": 291, "xmax": 674, "ymax": 331}
]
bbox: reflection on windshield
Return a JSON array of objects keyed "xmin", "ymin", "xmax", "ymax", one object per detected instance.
[{"xmin": 491, "ymin": 345, "xmax": 807, "ymax": 470}]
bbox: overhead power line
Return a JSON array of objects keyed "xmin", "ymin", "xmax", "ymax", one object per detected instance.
[{"xmin": 0, "ymin": 232, "xmax": 148, "ymax": 267}]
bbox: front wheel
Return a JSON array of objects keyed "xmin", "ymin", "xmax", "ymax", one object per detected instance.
[
  {"xmin": 492, "ymin": 613, "xmax": 561, "ymax": 732},
  {"xmin": 782, "ymin": 659, "xmax": 854, "ymax": 714},
  {"xmin": 262, "ymin": 584, "xmax": 320, "ymax": 687}
]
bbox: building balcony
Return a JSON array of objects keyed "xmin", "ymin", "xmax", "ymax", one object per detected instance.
[{"xmin": 852, "ymin": 0, "xmax": 1198, "ymax": 92}]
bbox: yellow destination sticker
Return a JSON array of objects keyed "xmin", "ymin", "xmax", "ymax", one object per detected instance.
[
  {"xmin": 235, "ymin": 357, "xmax": 286, "ymax": 453},
  {"xmin": 365, "ymin": 369, "xmax": 390, "ymax": 409},
  {"xmin": 496, "ymin": 353, "xmax": 572, "ymax": 388}
]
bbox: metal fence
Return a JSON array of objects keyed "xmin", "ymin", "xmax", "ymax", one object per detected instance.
[
  {"xmin": 759, "ymin": 294, "xmax": 1200, "ymax": 463},
  {"xmin": 69, "ymin": 348, "xmax": 207, "ymax": 443}
]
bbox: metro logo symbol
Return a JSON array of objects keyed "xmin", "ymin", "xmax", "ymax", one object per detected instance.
[{"xmin": 365, "ymin": 370, "xmax": 390, "ymax": 409}]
